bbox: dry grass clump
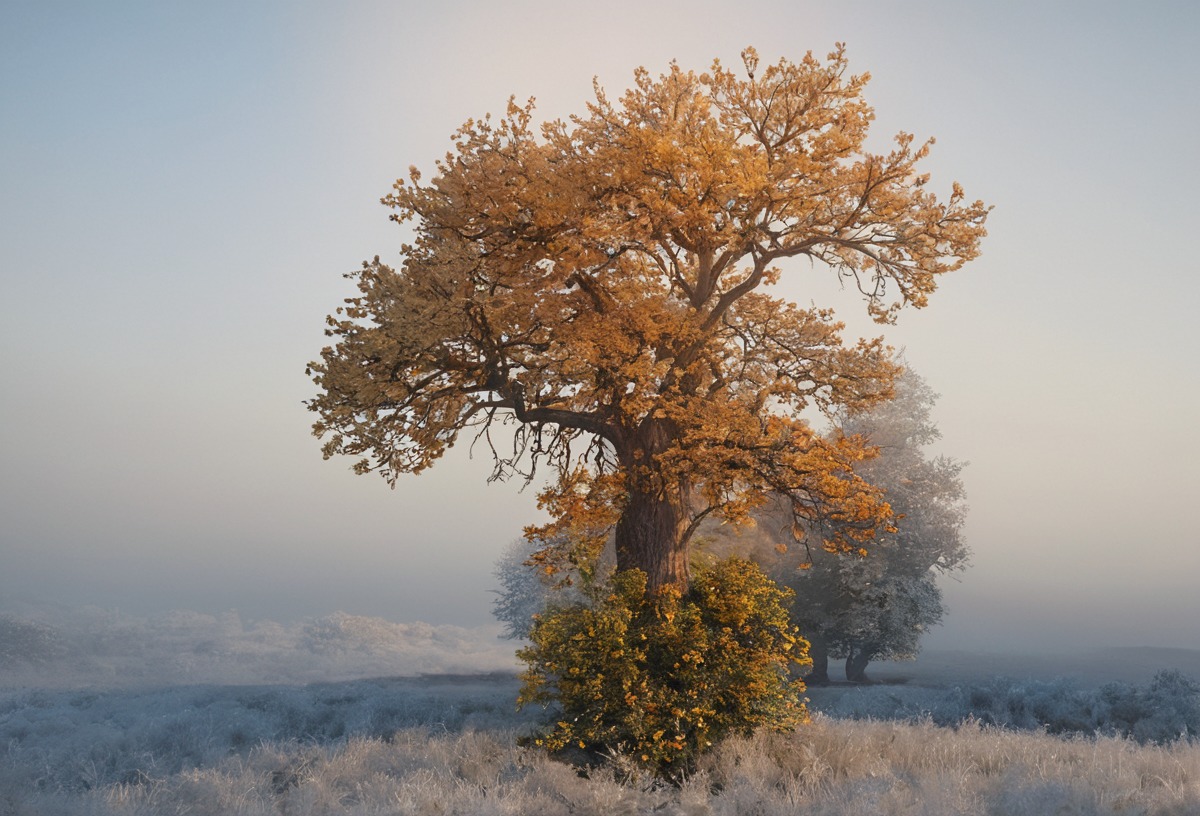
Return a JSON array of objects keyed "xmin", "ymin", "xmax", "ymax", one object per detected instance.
[
  {"xmin": 10, "ymin": 717, "xmax": 1200, "ymax": 815},
  {"xmin": 700, "ymin": 715, "xmax": 1200, "ymax": 815}
]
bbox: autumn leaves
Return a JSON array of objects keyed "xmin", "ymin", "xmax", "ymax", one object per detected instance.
[{"xmin": 309, "ymin": 46, "xmax": 988, "ymax": 594}]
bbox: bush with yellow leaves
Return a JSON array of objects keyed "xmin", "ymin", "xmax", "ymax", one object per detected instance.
[{"xmin": 517, "ymin": 558, "xmax": 810, "ymax": 776}]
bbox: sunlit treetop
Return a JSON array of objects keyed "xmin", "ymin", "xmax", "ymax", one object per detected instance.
[{"xmin": 308, "ymin": 46, "xmax": 989, "ymax": 593}]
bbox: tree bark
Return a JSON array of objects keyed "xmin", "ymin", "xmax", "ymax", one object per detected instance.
[
  {"xmin": 613, "ymin": 417, "xmax": 692, "ymax": 594},
  {"xmin": 845, "ymin": 646, "xmax": 872, "ymax": 683},
  {"xmin": 614, "ymin": 482, "xmax": 691, "ymax": 593}
]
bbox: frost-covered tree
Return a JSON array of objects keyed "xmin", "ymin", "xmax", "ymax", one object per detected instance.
[
  {"xmin": 492, "ymin": 538, "xmax": 553, "ymax": 640},
  {"xmin": 809, "ymin": 549, "xmax": 948, "ymax": 683},
  {"xmin": 780, "ymin": 364, "xmax": 970, "ymax": 682},
  {"xmin": 492, "ymin": 536, "xmax": 615, "ymax": 639},
  {"xmin": 702, "ymin": 365, "xmax": 967, "ymax": 682}
]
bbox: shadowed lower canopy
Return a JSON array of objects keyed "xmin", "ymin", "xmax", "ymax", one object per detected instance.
[{"xmin": 307, "ymin": 47, "xmax": 989, "ymax": 593}]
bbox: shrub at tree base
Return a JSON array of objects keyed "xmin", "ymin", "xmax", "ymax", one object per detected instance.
[{"xmin": 517, "ymin": 558, "xmax": 809, "ymax": 776}]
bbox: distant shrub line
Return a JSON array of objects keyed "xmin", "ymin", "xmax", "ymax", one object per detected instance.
[{"xmin": 824, "ymin": 670, "xmax": 1200, "ymax": 745}]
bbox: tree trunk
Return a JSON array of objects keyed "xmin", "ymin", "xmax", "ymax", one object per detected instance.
[
  {"xmin": 804, "ymin": 633, "xmax": 830, "ymax": 686},
  {"xmin": 845, "ymin": 646, "xmax": 871, "ymax": 683},
  {"xmin": 613, "ymin": 417, "xmax": 691, "ymax": 594},
  {"xmin": 614, "ymin": 482, "xmax": 690, "ymax": 593}
]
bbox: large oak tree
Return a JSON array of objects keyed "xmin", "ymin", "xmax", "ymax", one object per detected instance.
[{"xmin": 308, "ymin": 47, "xmax": 988, "ymax": 594}]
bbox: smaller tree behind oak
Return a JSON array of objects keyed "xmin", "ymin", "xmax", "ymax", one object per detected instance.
[
  {"xmin": 308, "ymin": 47, "xmax": 988, "ymax": 596},
  {"xmin": 772, "ymin": 365, "xmax": 970, "ymax": 683}
]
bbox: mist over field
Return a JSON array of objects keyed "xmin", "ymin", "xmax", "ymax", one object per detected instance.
[{"xmin": 0, "ymin": 603, "xmax": 517, "ymax": 690}]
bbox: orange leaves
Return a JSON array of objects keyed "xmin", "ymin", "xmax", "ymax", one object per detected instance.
[{"xmin": 308, "ymin": 46, "xmax": 987, "ymax": 592}]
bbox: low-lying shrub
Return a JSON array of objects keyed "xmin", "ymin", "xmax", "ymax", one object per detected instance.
[{"xmin": 517, "ymin": 559, "xmax": 809, "ymax": 775}]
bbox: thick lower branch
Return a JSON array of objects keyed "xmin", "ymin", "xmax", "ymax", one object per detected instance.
[{"xmin": 494, "ymin": 382, "xmax": 617, "ymax": 445}]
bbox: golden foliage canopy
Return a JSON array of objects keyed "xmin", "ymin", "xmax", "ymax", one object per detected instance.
[{"xmin": 308, "ymin": 47, "xmax": 989, "ymax": 589}]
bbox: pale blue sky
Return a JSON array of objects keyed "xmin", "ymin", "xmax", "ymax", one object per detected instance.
[{"xmin": 2, "ymin": 1, "xmax": 1197, "ymax": 652}]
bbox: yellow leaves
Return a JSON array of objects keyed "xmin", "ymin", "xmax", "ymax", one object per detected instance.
[{"xmin": 518, "ymin": 561, "xmax": 808, "ymax": 776}]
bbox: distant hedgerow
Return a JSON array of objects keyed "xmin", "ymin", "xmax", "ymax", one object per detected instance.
[
  {"xmin": 820, "ymin": 670, "xmax": 1200, "ymax": 745},
  {"xmin": 0, "ymin": 614, "xmax": 64, "ymax": 664},
  {"xmin": 517, "ymin": 558, "xmax": 809, "ymax": 776}
]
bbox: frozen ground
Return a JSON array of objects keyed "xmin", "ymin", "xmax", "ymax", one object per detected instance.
[{"xmin": 3, "ymin": 605, "xmax": 1200, "ymax": 814}]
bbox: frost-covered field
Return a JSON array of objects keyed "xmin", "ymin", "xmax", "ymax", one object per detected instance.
[
  {"xmin": 0, "ymin": 604, "xmax": 518, "ymax": 689},
  {"xmin": 4, "ymin": 606, "xmax": 1200, "ymax": 815}
]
